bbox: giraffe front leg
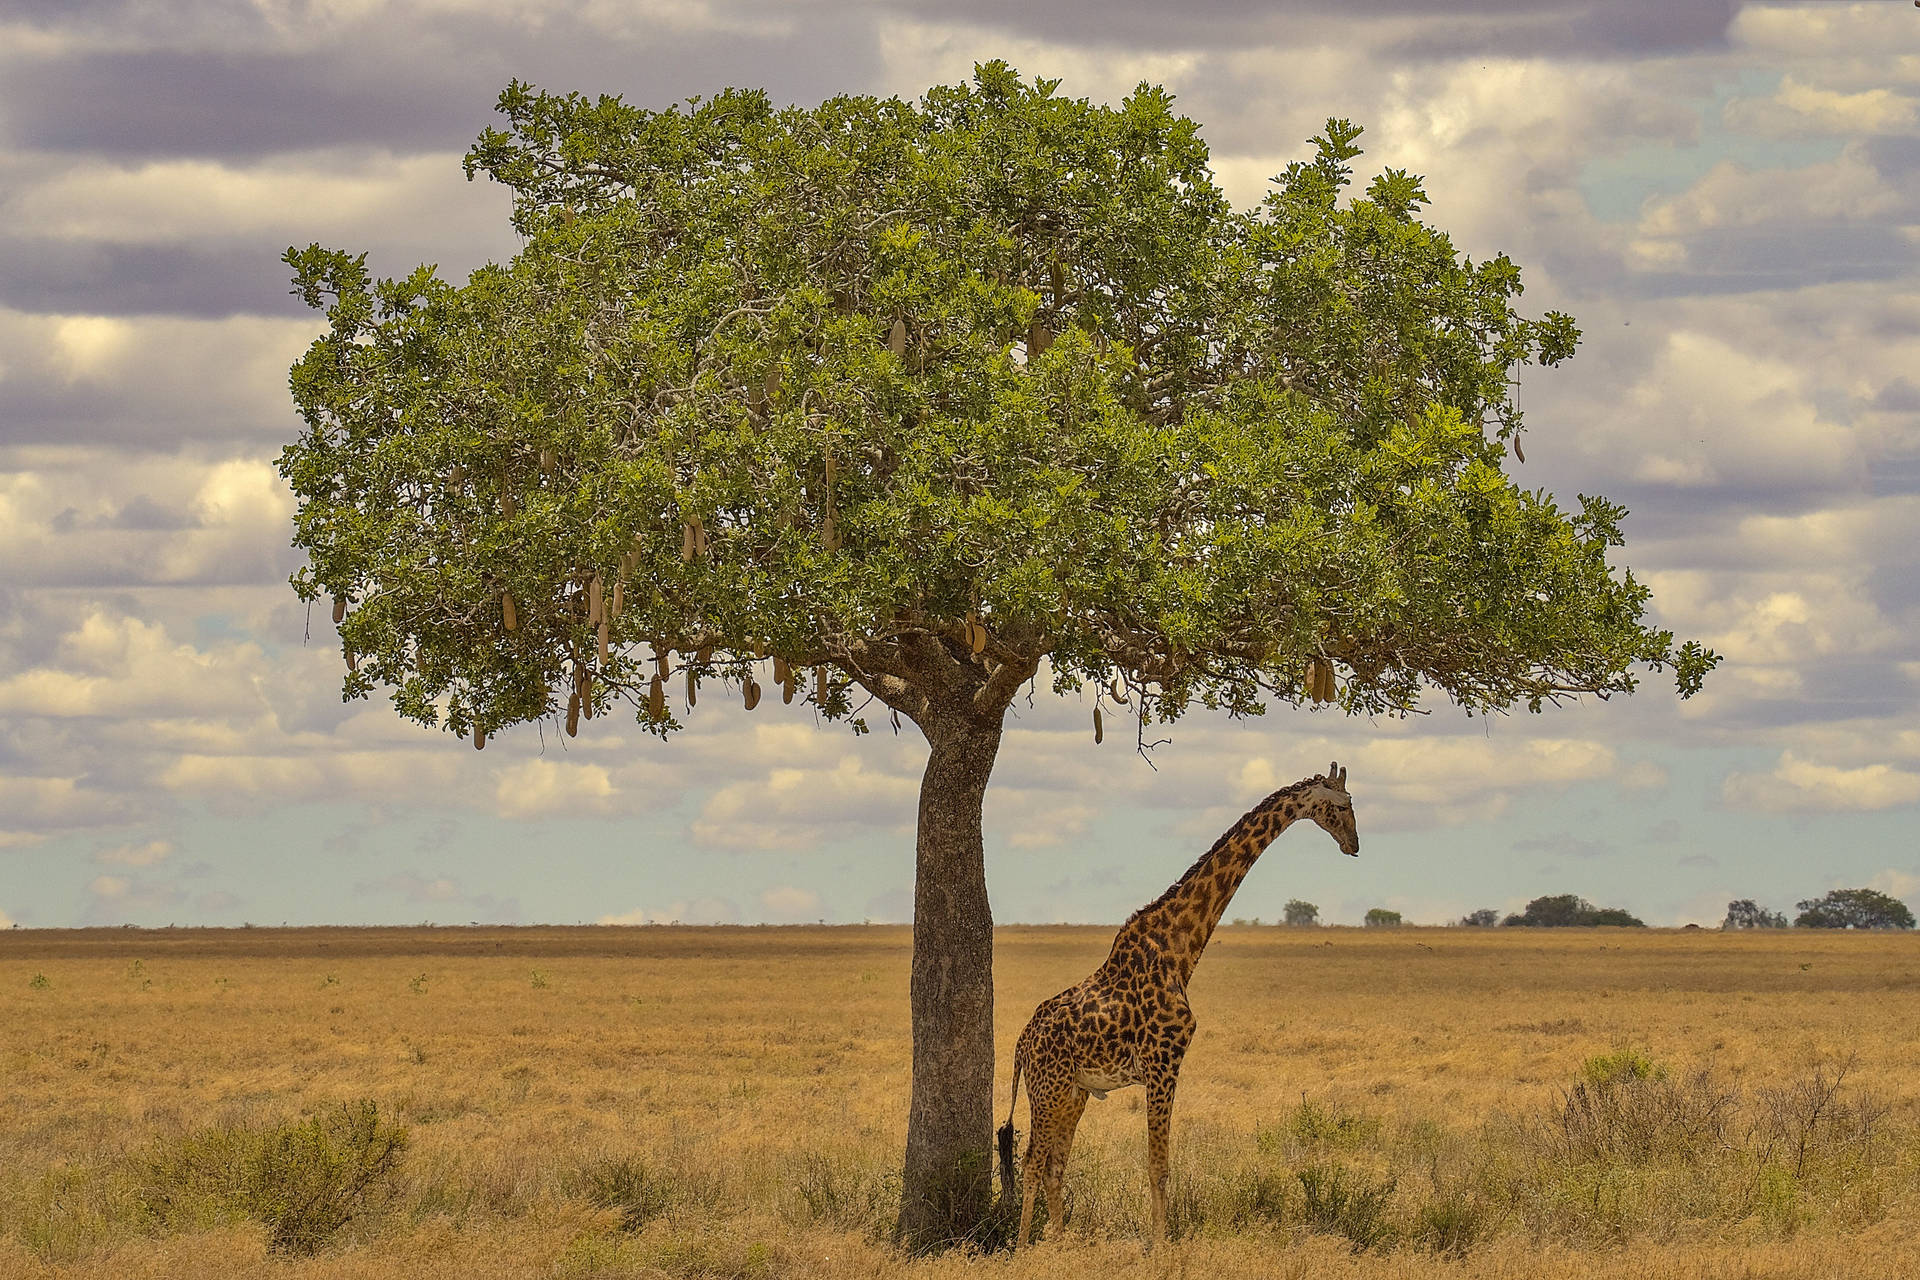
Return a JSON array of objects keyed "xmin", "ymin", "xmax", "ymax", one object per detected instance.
[{"xmin": 1144, "ymin": 1071, "xmax": 1179, "ymax": 1248}]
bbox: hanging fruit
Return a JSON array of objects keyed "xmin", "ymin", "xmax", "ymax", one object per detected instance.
[
  {"xmin": 1110, "ymin": 674, "xmax": 1128, "ymax": 705},
  {"xmin": 744, "ymin": 679, "xmax": 762, "ymax": 711},
  {"xmin": 473, "ymin": 724, "xmax": 486, "ymax": 751},
  {"xmin": 1093, "ymin": 704, "xmax": 1104, "ymax": 744},
  {"xmin": 598, "ymin": 619, "xmax": 610, "ymax": 665},
  {"xmin": 566, "ymin": 689, "xmax": 580, "ymax": 737},
  {"xmin": 502, "ymin": 591, "xmax": 518, "ymax": 632},
  {"xmin": 681, "ymin": 522, "xmax": 696, "ymax": 562},
  {"xmin": 648, "ymin": 674, "xmax": 665, "ymax": 720},
  {"xmin": 773, "ymin": 656, "xmax": 790, "ymax": 685},
  {"xmin": 539, "ymin": 448, "xmax": 556, "ymax": 472},
  {"xmin": 655, "ymin": 644, "xmax": 671, "ymax": 680},
  {"xmin": 816, "ymin": 665, "xmax": 827, "ymax": 704},
  {"xmin": 588, "ymin": 573, "xmax": 603, "ymax": 626},
  {"xmin": 782, "ymin": 671, "xmax": 796, "ymax": 704},
  {"xmin": 610, "ymin": 581, "xmax": 624, "ymax": 619},
  {"xmin": 331, "ymin": 596, "xmax": 346, "ymax": 624},
  {"xmin": 1029, "ymin": 320, "xmax": 1053, "ymax": 358},
  {"xmin": 889, "ymin": 317, "xmax": 906, "ymax": 357},
  {"xmin": 686, "ymin": 668, "xmax": 698, "ymax": 707}
]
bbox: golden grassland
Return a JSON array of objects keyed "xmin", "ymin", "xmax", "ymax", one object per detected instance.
[{"xmin": 4, "ymin": 923, "xmax": 1920, "ymax": 1278}]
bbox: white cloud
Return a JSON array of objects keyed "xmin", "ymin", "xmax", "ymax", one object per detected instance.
[
  {"xmin": 598, "ymin": 897, "xmax": 739, "ymax": 925},
  {"xmin": 493, "ymin": 758, "xmax": 617, "ymax": 820},
  {"xmin": 1724, "ymin": 77, "xmax": 1919, "ymax": 138},
  {"xmin": 692, "ymin": 751, "xmax": 917, "ymax": 850},
  {"xmin": 94, "ymin": 839, "xmax": 174, "ymax": 867},
  {"xmin": 0, "ymin": 908, "xmax": 14, "ymax": 928},
  {"xmin": 758, "ymin": 885, "xmax": 822, "ymax": 921},
  {"xmin": 1722, "ymin": 752, "xmax": 1920, "ymax": 814},
  {"xmin": 1868, "ymin": 869, "xmax": 1920, "ymax": 901},
  {"xmin": 88, "ymin": 875, "xmax": 130, "ymax": 899}
]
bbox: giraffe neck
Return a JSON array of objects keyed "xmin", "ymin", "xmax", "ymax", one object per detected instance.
[{"xmin": 1132, "ymin": 788, "xmax": 1307, "ymax": 983}]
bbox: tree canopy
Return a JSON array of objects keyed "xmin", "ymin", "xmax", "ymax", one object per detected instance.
[
  {"xmin": 1722, "ymin": 898, "xmax": 1788, "ymax": 930},
  {"xmin": 1795, "ymin": 889, "xmax": 1915, "ymax": 930},
  {"xmin": 282, "ymin": 64, "xmax": 1713, "ymax": 750},
  {"xmin": 1502, "ymin": 894, "xmax": 1645, "ymax": 927}
]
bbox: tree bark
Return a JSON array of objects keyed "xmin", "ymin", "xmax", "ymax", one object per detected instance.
[{"xmin": 896, "ymin": 713, "xmax": 1004, "ymax": 1250}]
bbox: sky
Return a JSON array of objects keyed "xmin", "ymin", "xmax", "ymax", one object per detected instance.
[{"xmin": 2, "ymin": 0, "xmax": 1918, "ymax": 931}]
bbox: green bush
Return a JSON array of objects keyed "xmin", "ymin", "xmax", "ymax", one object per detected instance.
[
  {"xmin": 136, "ymin": 1100, "xmax": 407, "ymax": 1255},
  {"xmin": 1297, "ymin": 1162, "xmax": 1396, "ymax": 1251},
  {"xmin": 578, "ymin": 1155, "xmax": 674, "ymax": 1232}
]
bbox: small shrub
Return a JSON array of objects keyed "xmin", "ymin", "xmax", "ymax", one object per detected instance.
[
  {"xmin": 135, "ymin": 1099, "xmax": 408, "ymax": 1255},
  {"xmin": 579, "ymin": 1155, "xmax": 673, "ymax": 1231},
  {"xmin": 1297, "ymin": 1162, "xmax": 1395, "ymax": 1251},
  {"xmin": 530, "ymin": 969, "xmax": 550, "ymax": 989},
  {"xmin": 1282, "ymin": 1098, "xmax": 1381, "ymax": 1151},
  {"xmin": 1582, "ymin": 1047, "xmax": 1666, "ymax": 1087},
  {"xmin": 28, "ymin": 972, "xmax": 50, "ymax": 990},
  {"xmin": 1415, "ymin": 1182, "xmax": 1490, "ymax": 1256}
]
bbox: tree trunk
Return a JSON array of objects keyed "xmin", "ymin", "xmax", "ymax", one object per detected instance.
[{"xmin": 896, "ymin": 715, "xmax": 1003, "ymax": 1250}]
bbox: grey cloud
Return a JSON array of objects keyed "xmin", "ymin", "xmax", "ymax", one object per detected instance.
[
  {"xmin": 1, "ymin": 15, "xmax": 885, "ymax": 162},
  {"xmin": 1628, "ymin": 224, "xmax": 1918, "ymax": 298},
  {"xmin": 1871, "ymin": 378, "xmax": 1920, "ymax": 414},
  {"xmin": 1512, "ymin": 832, "xmax": 1613, "ymax": 859},
  {"xmin": 0, "ymin": 236, "xmax": 314, "ymax": 319}
]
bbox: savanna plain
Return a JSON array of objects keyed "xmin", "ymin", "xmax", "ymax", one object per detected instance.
[{"xmin": 4, "ymin": 924, "xmax": 1919, "ymax": 1279}]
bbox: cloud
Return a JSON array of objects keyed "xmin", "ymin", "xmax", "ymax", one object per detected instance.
[
  {"xmin": 352, "ymin": 871, "xmax": 520, "ymax": 921},
  {"xmin": 598, "ymin": 897, "xmax": 739, "ymax": 925},
  {"xmin": 691, "ymin": 749, "xmax": 917, "ymax": 850},
  {"xmin": 1722, "ymin": 751, "xmax": 1920, "ymax": 814},
  {"xmin": 493, "ymin": 758, "xmax": 617, "ymax": 820},
  {"xmin": 1724, "ymin": 77, "xmax": 1919, "ymax": 140},
  {"xmin": 94, "ymin": 838, "xmax": 173, "ymax": 867},
  {"xmin": 758, "ymin": 885, "xmax": 823, "ymax": 921}
]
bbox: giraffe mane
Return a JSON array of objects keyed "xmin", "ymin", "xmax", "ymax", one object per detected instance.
[{"xmin": 1119, "ymin": 775, "xmax": 1327, "ymax": 930}]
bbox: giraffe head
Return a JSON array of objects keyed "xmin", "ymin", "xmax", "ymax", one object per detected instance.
[{"xmin": 1303, "ymin": 761, "xmax": 1359, "ymax": 856}]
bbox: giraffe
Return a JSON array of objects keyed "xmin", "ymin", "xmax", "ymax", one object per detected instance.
[{"xmin": 998, "ymin": 762, "xmax": 1359, "ymax": 1248}]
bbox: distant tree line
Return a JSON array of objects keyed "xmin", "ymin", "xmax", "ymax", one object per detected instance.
[
  {"xmin": 1722, "ymin": 889, "xmax": 1914, "ymax": 931},
  {"xmin": 1227, "ymin": 887, "xmax": 1915, "ymax": 930}
]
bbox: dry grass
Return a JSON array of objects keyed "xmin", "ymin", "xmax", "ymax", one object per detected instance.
[{"xmin": 4, "ymin": 924, "xmax": 1920, "ymax": 1278}]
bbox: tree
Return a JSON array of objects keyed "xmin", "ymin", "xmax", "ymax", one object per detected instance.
[
  {"xmin": 1283, "ymin": 899, "xmax": 1322, "ymax": 927},
  {"xmin": 1502, "ymin": 894, "xmax": 1644, "ymax": 927},
  {"xmin": 1459, "ymin": 908, "xmax": 1499, "ymax": 927},
  {"xmin": 1364, "ymin": 908, "xmax": 1403, "ymax": 927},
  {"xmin": 1794, "ymin": 889, "xmax": 1915, "ymax": 931},
  {"xmin": 1721, "ymin": 899, "xmax": 1788, "ymax": 930},
  {"xmin": 280, "ymin": 66, "xmax": 1715, "ymax": 1247}
]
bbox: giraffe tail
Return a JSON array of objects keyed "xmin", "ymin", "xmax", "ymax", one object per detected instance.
[{"xmin": 996, "ymin": 1055, "xmax": 1022, "ymax": 1202}]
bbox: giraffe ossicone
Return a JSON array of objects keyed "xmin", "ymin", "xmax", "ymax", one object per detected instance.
[{"xmin": 998, "ymin": 762, "xmax": 1360, "ymax": 1249}]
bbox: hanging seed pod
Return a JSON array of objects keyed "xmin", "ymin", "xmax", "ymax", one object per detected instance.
[
  {"xmin": 681, "ymin": 523, "xmax": 696, "ymax": 562},
  {"xmin": 473, "ymin": 724, "xmax": 486, "ymax": 751},
  {"xmin": 1514, "ymin": 439, "xmax": 1526, "ymax": 464},
  {"xmin": 654, "ymin": 644, "xmax": 672, "ymax": 680},
  {"xmin": 610, "ymin": 581, "xmax": 624, "ymax": 619},
  {"xmin": 696, "ymin": 643, "xmax": 714, "ymax": 665},
  {"xmin": 331, "ymin": 596, "xmax": 346, "ymax": 624},
  {"xmin": 686, "ymin": 668, "xmax": 698, "ymax": 707},
  {"xmin": 648, "ymin": 674, "xmax": 665, "ymax": 720},
  {"xmin": 782, "ymin": 672, "xmax": 795, "ymax": 705},
  {"xmin": 754, "ymin": 640, "xmax": 768, "ymax": 661},
  {"xmin": 598, "ymin": 619, "xmax": 610, "ymax": 665},
  {"xmin": 1029, "ymin": 320, "xmax": 1053, "ymax": 358},
  {"xmin": 502, "ymin": 591, "xmax": 519, "ymax": 632},
  {"xmin": 744, "ymin": 679, "xmax": 761, "ymax": 711},
  {"xmin": 889, "ymin": 317, "xmax": 906, "ymax": 357},
  {"xmin": 693, "ymin": 516, "xmax": 708, "ymax": 557},
  {"xmin": 1049, "ymin": 259, "xmax": 1065, "ymax": 301},
  {"xmin": 1093, "ymin": 704, "xmax": 1105, "ymax": 745},
  {"xmin": 566, "ymin": 689, "xmax": 580, "ymax": 737},
  {"xmin": 1110, "ymin": 674, "xmax": 1129, "ymax": 705},
  {"xmin": 539, "ymin": 448, "xmax": 556, "ymax": 473},
  {"xmin": 345, "ymin": 646, "xmax": 357, "ymax": 673},
  {"xmin": 970, "ymin": 617, "xmax": 988, "ymax": 656},
  {"xmin": 588, "ymin": 574, "xmax": 604, "ymax": 626},
  {"xmin": 1307, "ymin": 660, "xmax": 1322, "ymax": 703},
  {"xmin": 773, "ymin": 655, "xmax": 789, "ymax": 685},
  {"xmin": 581, "ymin": 668, "xmax": 596, "ymax": 718},
  {"xmin": 816, "ymin": 665, "xmax": 827, "ymax": 704}
]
